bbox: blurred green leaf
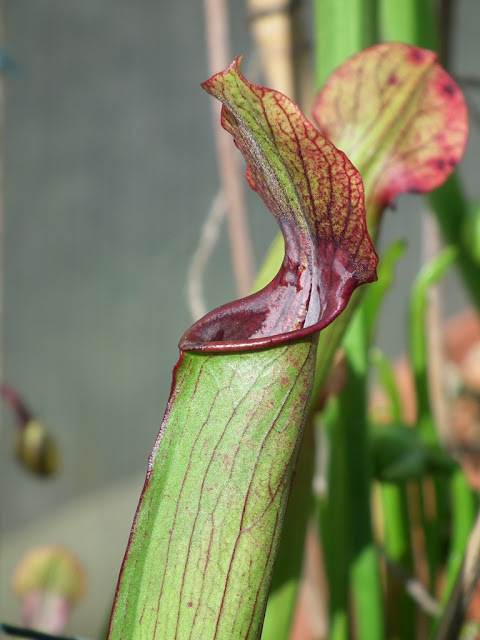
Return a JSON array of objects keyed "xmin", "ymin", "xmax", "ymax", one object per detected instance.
[{"xmin": 372, "ymin": 422, "xmax": 456, "ymax": 482}]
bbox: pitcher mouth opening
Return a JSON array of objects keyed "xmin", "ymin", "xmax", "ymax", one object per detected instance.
[
  {"xmin": 179, "ymin": 246, "xmax": 363, "ymax": 353},
  {"xmin": 179, "ymin": 57, "xmax": 378, "ymax": 353}
]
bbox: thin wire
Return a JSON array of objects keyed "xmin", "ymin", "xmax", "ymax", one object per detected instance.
[
  {"xmin": 186, "ymin": 190, "xmax": 226, "ymax": 320},
  {"xmin": 377, "ymin": 547, "xmax": 441, "ymax": 616}
]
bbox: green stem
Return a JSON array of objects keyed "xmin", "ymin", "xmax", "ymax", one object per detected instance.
[
  {"xmin": 381, "ymin": 482, "xmax": 416, "ymax": 637},
  {"xmin": 381, "ymin": 486, "xmax": 411, "ymax": 563},
  {"xmin": 371, "ymin": 347, "xmax": 415, "ymax": 637},
  {"xmin": 329, "ymin": 612, "xmax": 349, "ymax": 640},
  {"xmin": 321, "ymin": 309, "xmax": 384, "ymax": 640},
  {"xmin": 378, "ymin": 0, "xmax": 438, "ymax": 49},
  {"xmin": 442, "ymin": 470, "xmax": 477, "ymax": 604},
  {"xmin": 108, "ymin": 341, "xmax": 318, "ymax": 640},
  {"xmin": 313, "ymin": 0, "xmax": 378, "ymax": 90},
  {"xmin": 409, "ymin": 247, "xmax": 457, "ymax": 444},
  {"xmin": 343, "ymin": 311, "xmax": 384, "ymax": 640},
  {"xmin": 320, "ymin": 398, "xmax": 351, "ymax": 640},
  {"xmin": 408, "ymin": 248, "xmax": 457, "ymax": 591}
]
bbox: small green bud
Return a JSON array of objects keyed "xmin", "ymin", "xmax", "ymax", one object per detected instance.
[{"xmin": 14, "ymin": 420, "xmax": 59, "ymax": 476}]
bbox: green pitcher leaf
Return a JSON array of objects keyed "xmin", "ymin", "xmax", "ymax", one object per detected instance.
[
  {"xmin": 108, "ymin": 58, "xmax": 377, "ymax": 640},
  {"xmin": 312, "ymin": 42, "xmax": 468, "ymax": 212}
]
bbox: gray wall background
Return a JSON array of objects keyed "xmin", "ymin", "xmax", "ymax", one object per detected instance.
[
  {"xmin": 1, "ymin": 0, "xmax": 277, "ymax": 531},
  {"xmin": 1, "ymin": 0, "xmax": 479, "ymax": 636}
]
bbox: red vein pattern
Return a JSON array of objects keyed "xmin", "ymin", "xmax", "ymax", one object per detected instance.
[
  {"xmin": 109, "ymin": 344, "xmax": 317, "ymax": 639},
  {"xmin": 181, "ymin": 57, "xmax": 377, "ymax": 352},
  {"xmin": 108, "ymin": 58, "xmax": 381, "ymax": 640},
  {"xmin": 312, "ymin": 43, "xmax": 468, "ymax": 210}
]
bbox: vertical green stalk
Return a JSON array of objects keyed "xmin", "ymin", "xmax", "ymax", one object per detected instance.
[
  {"xmin": 321, "ymin": 309, "xmax": 384, "ymax": 640},
  {"xmin": 378, "ymin": 0, "xmax": 438, "ymax": 49},
  {"xmin": 381, "ymin": 482, "xmax": 415, "ymax": 639},
  {"xmin": 443, "ymin": 470, "xmax": 477, "ymax": 602},
  {"xmin": 343, "ymin": 310, "xmax": 384, "ymax": 640},
  {"xmin": 372, "ymin": 348, "xmax": 415, "ymax": 638},
  {"xmin": 408, "ymin": 248, "xmax": 459, "ymax": 447},
  {"xmin": 381, "ymin": 486, "xmax": 411, "ymax": 566},
  {"xmin": 320, "ymin": 398, "xmax": 352, "ymax": 640},
  {"xmin": 409, "ymin": 248, "xmax": 457, "ymax": 590},
  {"xmin": 313, "ymin": 0, "xmax": 378, "ymax": 89}
]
